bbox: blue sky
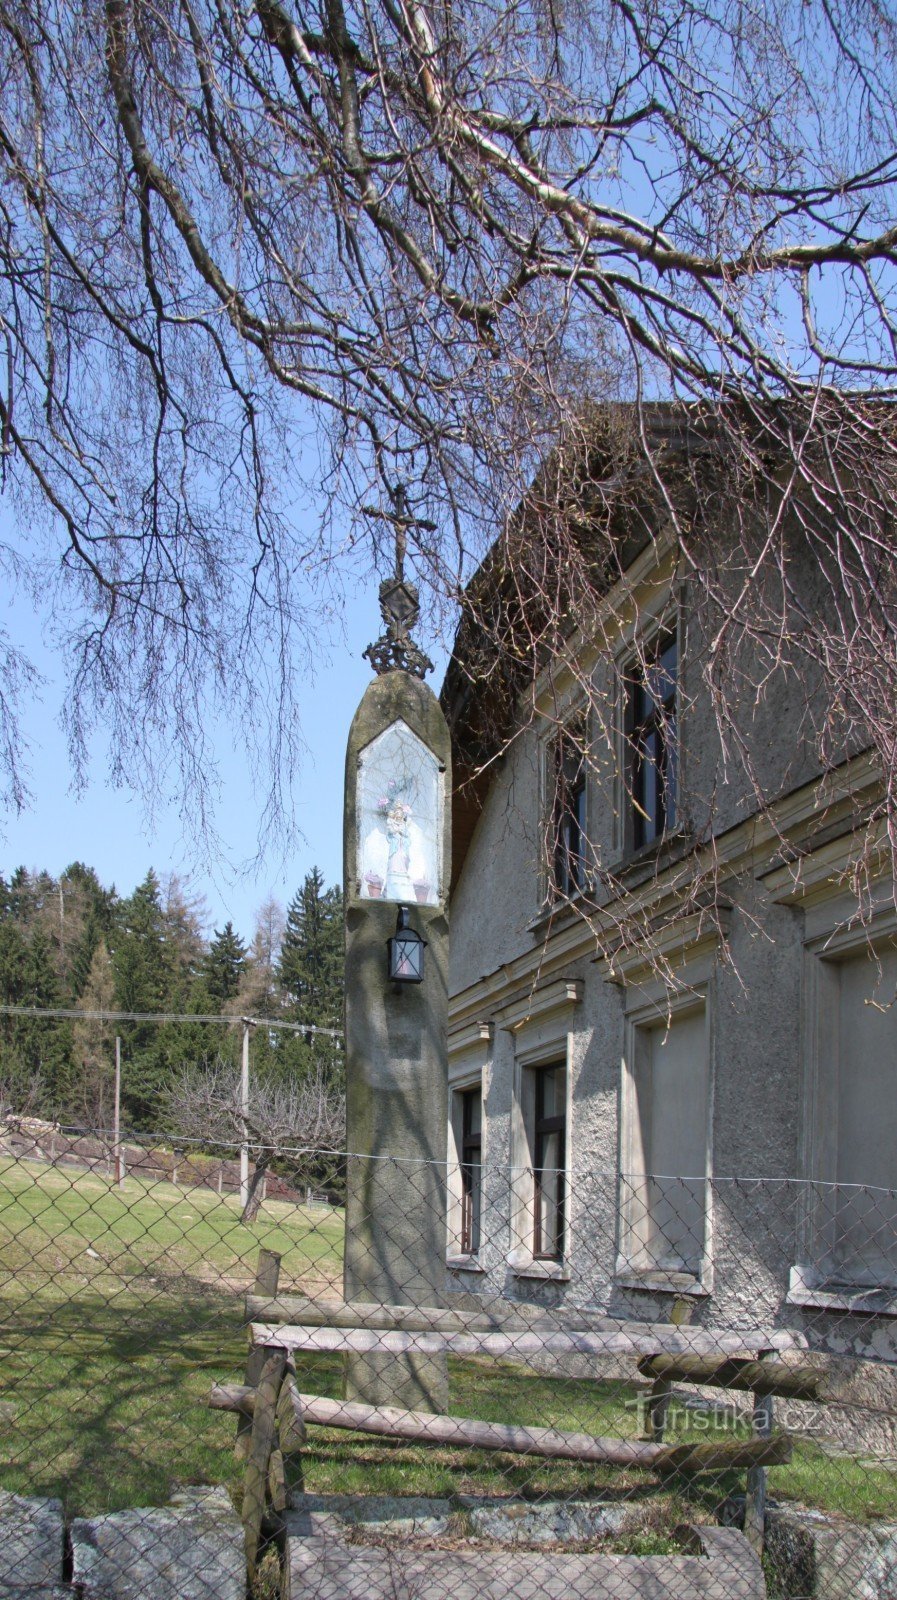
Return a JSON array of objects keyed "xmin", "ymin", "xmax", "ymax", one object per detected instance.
[{"xmin": 1, "ymin": 573, "xmax": 450, "ymax": 943}]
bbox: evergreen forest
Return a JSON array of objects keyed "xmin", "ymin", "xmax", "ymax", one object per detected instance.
[{"xmin": 0, "ymin": 863, "xmax": 344, "ymax": 1134}]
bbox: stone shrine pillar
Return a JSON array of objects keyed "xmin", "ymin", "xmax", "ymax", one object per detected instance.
[{"xmin": 342, "ymin": 522, "xmax": 450, "ymax": 1411}]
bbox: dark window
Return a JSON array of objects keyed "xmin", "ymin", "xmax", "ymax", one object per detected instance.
[
  {"xmin": 552, "ymin": 731, "xmax": 588, "ymax": 895},
  {"xmin": 533, "ymin": 1063, "xmax": 566, "ymax": 1259},
  {"xmin": 460, "ymin": 1086, "xmax": 482, "ymax": 1255},
  {"xmin": 626, "ymin": 632, "xmax": 677, "ymax": 850}
]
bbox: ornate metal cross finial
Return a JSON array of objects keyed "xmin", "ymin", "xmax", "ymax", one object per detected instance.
[
  {"xmin": 393, "ymin": 484, "xmax": 408, "ymax": 583},
  {"xmin": 362, "ymin": 485, "xmax": 434, "ymax": 679}
]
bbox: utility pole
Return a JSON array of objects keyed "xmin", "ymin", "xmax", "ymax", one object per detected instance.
[
  {"xmin": 240, "ymin": 1019, "xmax": 251, "ymax": 1210},
  {"xmin": 113, "ymin": 1036, "xmax": 124, "ymax": 1188}
]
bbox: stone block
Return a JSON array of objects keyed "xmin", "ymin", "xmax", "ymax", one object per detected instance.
[
  {"xmin": 0, "ymin": 1490, "xmax": 64, "ymax": 1595},
  {"xmin": 0, "ymin": 1590, "xmax": 71, "ymax": 1599},
  {"xmin": 283, "ymin": 1513, "xmax": 765, "ymax": 1599},
  {"xmin": 70, "ymin": 1486, "xmax": 243, "ymax": 1600},
  {"xmin": 464, "ymin": 1497, "xmax": 629, "ymax": 1544},
  {"xmin": 723, "ymin": 1495, "xmax": 893, "ymax": 1598},
  {"xmin": 291, "ymin": 1491, "xmax": 453, "ymax": 1538}
]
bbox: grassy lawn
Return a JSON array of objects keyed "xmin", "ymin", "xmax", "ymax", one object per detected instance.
[
  {"xmin": 0, "ymin": 1157, "xmax": 343, "ymax": 1514},
  {"xmin": 0, "ymin": 1156, "xmax": 894, "ymax": 1529}
]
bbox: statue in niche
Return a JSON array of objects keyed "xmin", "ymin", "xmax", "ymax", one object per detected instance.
[{"xmin": 357, "ymin": 720, "xmax": 441, "ymax": 904}]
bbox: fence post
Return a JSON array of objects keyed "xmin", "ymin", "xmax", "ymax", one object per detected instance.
[
  {"xmin": 744, "ymin": 1349, "xmax": 774, "ymax": 1553},
  {"xmin": 236, "ymin": 1248, "xmax": 282, "ymax": 1462},
  {"xmin": 648, "ymin": 1295, "xmax": 692, "ymax": 1442}
]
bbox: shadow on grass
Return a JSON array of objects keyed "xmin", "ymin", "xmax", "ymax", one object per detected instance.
[{"xmin": 0, "ymin": 1288, "xmax": 246, "ymax": 1516}]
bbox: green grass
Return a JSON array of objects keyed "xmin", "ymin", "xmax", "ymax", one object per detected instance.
[
  {"xmin": 0, "ymin": 1158, "xmax": 894, "ymax": 1531},
  {"xmin": 0, "ymin": 1158, "xmax": 343, "ymax": 1514}
]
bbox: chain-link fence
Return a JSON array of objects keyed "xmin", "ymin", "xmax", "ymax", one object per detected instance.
[{"xmin": 1, "ymin": 1131, "xmax": 896, "ymax": 1598}]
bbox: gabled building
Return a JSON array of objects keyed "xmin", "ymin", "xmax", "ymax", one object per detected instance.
[{"xmin": 441, "ymin": 406, "xmax": 897, "ymax": 1383}]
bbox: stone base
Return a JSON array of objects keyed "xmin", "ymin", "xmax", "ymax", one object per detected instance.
[
  {"xmin": 0, "ymin": 1491, "xmax": 64, "ymax": 1596},
  {"xmin": 290, "ymin": 1494, "xmax": 455, "ymax": 1538},
  {"xmin": 283, "ymin": 1503, "xmax": 765, "ymax": 1600},
  {"xmin": 722, "ymin": 1495, "xmax": 897, "ymax": 1599},
  {"xmin": 70, "ymin": 1486, "xmax": 244, "ymax": 1600},
  {"xmin": 464, "ymin": 1497, "xmax": 630, "ymax": 1545},
  {"xmin": 0, "ymin": 1588, "xmax": 71, "ymax": 1599}
]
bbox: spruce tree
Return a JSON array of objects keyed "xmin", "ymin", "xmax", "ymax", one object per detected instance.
[
  {"xmin": 64, "ymin": 863, "xmax": 118, "ymax": 1002},
  {"xmin": 0, "ymin": 924, "xmax": 73, "ymax": 1114},
  {"xmin": 203, "ymin": 922, "xmax": 247, "ymax": 1003},
  {"xmin": 279, "ymin": 869, "xmax": 344, "ymax": 1031},
  {"xmin": 112, "ymin": 870, "xmax": 169, "ymax": 1128}
]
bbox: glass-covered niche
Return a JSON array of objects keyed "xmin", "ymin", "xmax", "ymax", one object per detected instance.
[{"xmin": 357, "ymin": 720, "xmax": 442, "ymax": 905}]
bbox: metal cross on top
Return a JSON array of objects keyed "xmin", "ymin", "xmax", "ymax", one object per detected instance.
[{"xmin": 363, "ymin": 485, "xmax": 434, "ymax": 679}]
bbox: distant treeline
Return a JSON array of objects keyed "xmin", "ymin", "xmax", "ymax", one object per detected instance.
[{"xmin": 0, "ymin": 863, "xmax": 343, "ymax": 1132}]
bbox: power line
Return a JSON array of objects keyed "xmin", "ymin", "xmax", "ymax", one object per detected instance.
[{"xmin": 0, "ymin": 1003, "xmax": 343, "ymax": 1038}]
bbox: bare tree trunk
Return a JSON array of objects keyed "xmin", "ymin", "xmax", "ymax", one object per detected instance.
[{"xmin": 241, "ymin": 1155, "xmax": 271, "ymax": 1225}]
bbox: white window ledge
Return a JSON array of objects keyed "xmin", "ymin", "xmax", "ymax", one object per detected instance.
[
  {"xmin": 787, "ymin": 1268, "xmax": 897, "ymax": 1317},
  {"xmin": 446, "ymin": 1254, "xmax": 486, "ymax": 1274},
  {"xmin": 613, "ymin": 1267, "xmax": 710, "ymax": 1298},
  {"xmin": 507, "ymin": 1252, "xmax": 570, "ymax": 1282}
]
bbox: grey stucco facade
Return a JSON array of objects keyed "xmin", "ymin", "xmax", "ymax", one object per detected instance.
[{"xmin": 443, "ymin": 528, "xmax": 897, "ymax": 1449}]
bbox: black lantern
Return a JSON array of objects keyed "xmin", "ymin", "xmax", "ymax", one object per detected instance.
[{"xmin": 386, "ymin": 905, "xmax": 427, "ymax": 985}]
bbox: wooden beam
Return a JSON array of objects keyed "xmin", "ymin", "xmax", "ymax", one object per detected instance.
[
  {"xmin": 210, "ymin": 1382, "xmax": 255, "ymax": 1415},
  {"xmin": 250, "ymin": 1320, "xmax": 804, "ymax": 1363},
  {"xmin": 285, "ymin": 1390, "xmax": 790, "ymax": 1473},
  {"xmin": 245, "ymin": 1294, "xmax": 805, "ymax": 1354},
  {"xmin": 637, "ymin": 1355, "xmax": 822, "ymax": 1401},
  {"xmin": 659, "ymin": 1435, "xmax": 791, "ymax": 1473},
  {"xmin": 638, "ymin": 1350, "xmax": 897, "ymax": 1415},
  {"xmin": 291, "ymin": 1391, "xmax": 665, "ymax": 1465}
]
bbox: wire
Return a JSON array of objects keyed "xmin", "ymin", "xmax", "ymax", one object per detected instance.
[{"xmin": 0, "ymin": 1003, "xmax": 343, "ymax": 1038}]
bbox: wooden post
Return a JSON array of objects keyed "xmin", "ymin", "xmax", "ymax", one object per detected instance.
[
  {"xmin": 648, "ymin": 1295, "xmax": 692, "ymax": 1442},
  {"xmin": 744, "ymin": 1348, "xmax": 774, "ymax": 1553},
  {"xmin": 240, "ymin": 1019, "xmax": 251, "ymax": 1211},
  {"xmin": 242, "ymin": 1349, "xmax": 287, "ymax": 1581},
  {"xmin": 113, "ymin": 1037, "xmax": 124, "ymax": 1188},
  {"xmin": 236, "ymin": 1249, "xmax": 282, "ymax": 1462}
]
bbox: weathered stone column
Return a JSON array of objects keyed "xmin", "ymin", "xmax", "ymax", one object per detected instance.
[{"xmin": 342, "ymin": 548, "xmax": 450, "ymax": 1411}]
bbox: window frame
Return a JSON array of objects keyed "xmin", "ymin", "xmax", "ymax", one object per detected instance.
[
  {"xmin": 789, "ymin": 913, "xmax": 897, "ymax": 1313},
  {"xmin": 459, "ymin": 1084, "xmax": 483, "ymax": 1257},
  {"xmin": 507, "ymin": 1016, "xmax": 577, "ymax": 1282},
  {"xmin": 550, "ymin": 728, "xmax": 588, "ymax": 898},
  {"xmin": 624, "ymin": 627, "xmax": 679, "ymax": 854},
  {"xmin": 447, "ymin": 1065, "xmax": 488, "ymax": 1271},
  {"xmin": 532, "ymin": 1063, "xmax": 567, "ymax": 1261},
  {"xmin": 614, "ymin": 945, "xmax": 717, "ymax": 1299},
  {"xmin": 612, "ymin": 603, "xmax": 683, "ymax": 864},
  {"xmin": 539, "ymin": 708, "xmax": 590, "ymax": 905}
]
